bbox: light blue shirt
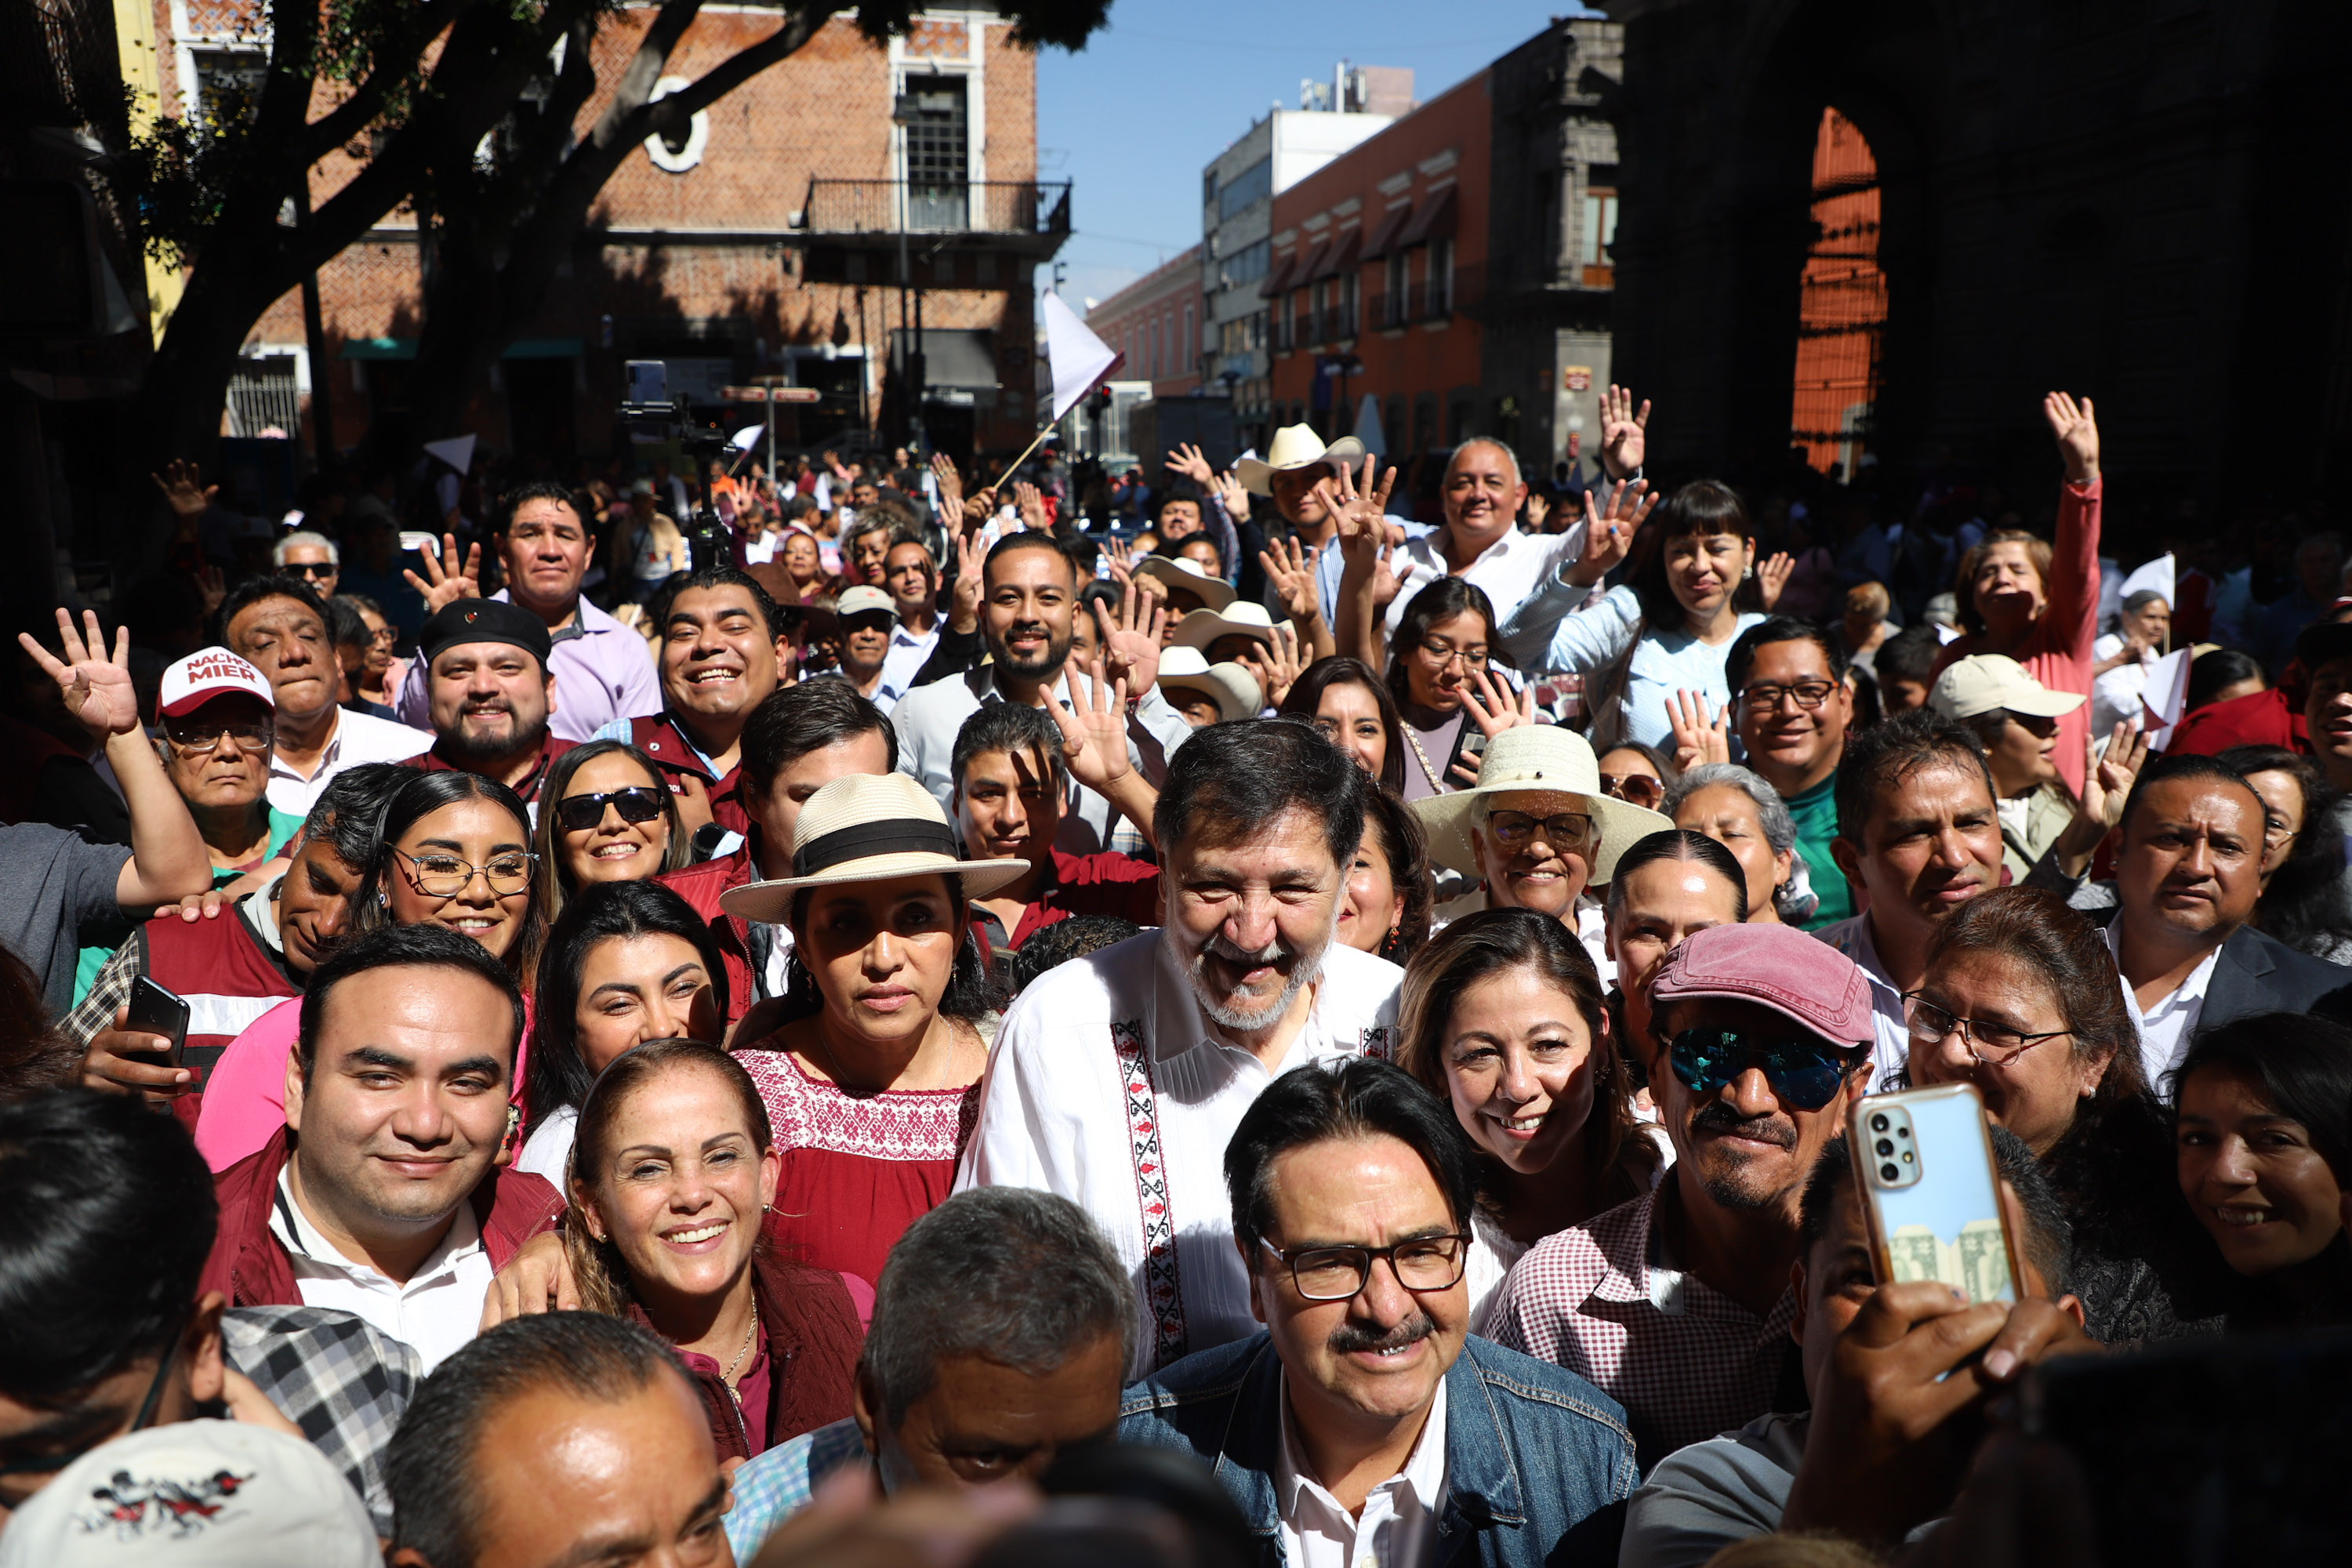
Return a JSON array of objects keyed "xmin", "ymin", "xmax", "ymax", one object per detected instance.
[
  {"xmin": 724, "ymin": 1418, "xmax": 867, "ymax": 1561},
  {"xmin": 1504, "ymin": 581, "xmax": 1761, "ymax": 752}
]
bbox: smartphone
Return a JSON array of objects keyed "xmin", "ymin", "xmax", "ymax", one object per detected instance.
[
  {"xmin": 2022, "ymin": 1330, "xmax": 2352, "ymax": 1563},
  {"xmin": 1849, "ymin": 1082, "xmax": 2020, "ymax": 1305},
  {"xmin": 123, "ymin": 975, "xmax": 192, "ymax": 1069}
]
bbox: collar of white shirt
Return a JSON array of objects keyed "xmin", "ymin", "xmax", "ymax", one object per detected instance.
[
  {"xmin": 1276, "ymin": 1370, "xmax": 1448, "ymax": 1568},
  {"xmin": 1144, "ymin": 925, "xmax": 1381, "ymax": 1071},
  {"xmin": 269, "ymin": 1165, "xmax": 485, "ymax": 1296},
  {"xmin": 2105, "ymin": 919, "xmax": 2221, "ymax": 1085}
]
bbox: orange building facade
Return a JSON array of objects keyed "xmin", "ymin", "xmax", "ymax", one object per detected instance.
[{"xmin": 1084, "ymin": 246, "xmax": 1206, "ymax": 398}]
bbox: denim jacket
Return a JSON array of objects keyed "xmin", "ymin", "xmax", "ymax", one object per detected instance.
[{"xmin": 1118, "ymin": 1333, "xmax": 1639, "ymax": 1568}]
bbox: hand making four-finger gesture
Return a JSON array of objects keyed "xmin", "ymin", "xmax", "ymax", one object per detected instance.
[
  {"xmin": 1091, "ymin": 575, "xmax": 1167, "ymax": 695},
  {"xmin": 17, "ymin": 608, "xmax": 140, "ymax": 739},
  {"xmin": 1665, "ymin": 688, "xmax": 1732, "ymax": 772},
  {"xmin": 1567, "ymin": 477, "xmax": 1654, "ymax": 586},
  {"xmin": 403, "ymin": 532, "xmax": 483, "ymax": 614},
  {"xmin": 1599, "ymin": 383, "xmax": 1651, "ymax": 479}
]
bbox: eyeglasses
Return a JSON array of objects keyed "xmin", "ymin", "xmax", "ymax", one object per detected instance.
[
  {"xmin": 1258, "ymin": 1233, "xmax": 1471, "ymax": 1301},
  {"xmin": 1487, "ymin": 809, "xmax": 1593, "ymax": 848},
  {"xmin": 1599, "ymin": 771, "xmax": 1664, "ymax": 809},
  {"xmin": 1902, "ymin": 993, "xmax": 2071, "ymax": 1068},
  {"xmin": 283, "ymin": 561, "xmax": 335, "ymax": 580},
  {"xmin": 161, "ymin": 717, "xmax": 273, "ymax": 754},
  {"xmin": 1668, "ymin": 1026, "xmax": 1864, "ymax": 1111},
  {"xmin": 394, "ymin": 848, "xmax": 536, "ymax": 898},
  {"xmin": 1416, "ymin": 638, "xmax": 1489, "ymax": 670},
  {"xmin": 369, "ymin": 626, "xmax": 398, "ymax": 647},
  {"xmin": 2262, "ymin": 815, "xmax": 2299, "ymax": 850},
  {"xmin": 1740, "ymin": 680, "xmax": 1838, "ymax": 712},
  {"xmin": 555, "ymin": 786, "xmax": 667, "ymax": 833}
]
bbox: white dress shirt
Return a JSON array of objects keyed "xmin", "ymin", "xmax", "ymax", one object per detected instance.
[
  {"xmin": 1381, "ymin": 521, "xmax": 1586, "ymax": 638},
  {"xmin": 2107, "ymin": 921, "xmax": 2220, "ymax": 1094},
  {"xmin": 1276, "ymin": 1375, "xmax": 1447, "ymax": 1568},
  {"xmin": 875, "ymin": 616, "xmax": 943, "ymax": 713},
  {"xmin": 268, "ymin": 1170, "xmax": 493, "ymax": 1374},
  {"xmin": 1809, "ymin": 913, "xmax": 1912, "ymax": 1090},
  {"xmin": 956, "ymin": 931, "xmax": 1404, "ymax": 1376},
  {"xmin": 263, "ymin": 706, "xmax": 431, "ymax": 818}
]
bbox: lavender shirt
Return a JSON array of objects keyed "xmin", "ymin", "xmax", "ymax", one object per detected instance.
[{"xmin": 393, "ymin": 591, "xmax": 661, "ymax": 743}]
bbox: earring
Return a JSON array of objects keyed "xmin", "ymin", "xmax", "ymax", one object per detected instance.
[{"xmin": 1743, "ymin": 564, "xmax": 1756, "ymax": 579}]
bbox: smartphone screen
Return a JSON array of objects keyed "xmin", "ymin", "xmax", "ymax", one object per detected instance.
[{"xmin": 123, "ymin": 976, "xmax": 192, "ymax": 1069}]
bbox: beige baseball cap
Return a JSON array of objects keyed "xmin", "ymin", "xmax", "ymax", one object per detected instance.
[{"xmin": 1927, "ymin": 654, "xmax": 2086, "ymax": 721}]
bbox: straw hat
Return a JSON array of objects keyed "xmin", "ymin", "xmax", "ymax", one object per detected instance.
[
  {"xmin": 1135, "ymin": 554, "xmax": 1237, "ymax": 612},
  {"xmin": 1156, "ymin": 646, "xmax": 1262, "ymax": 722},
  {"xmin": 1172, "ymin": 599, "xmax": 1278, "ymax": 655},
  {"xmin": 1409, "ymin": 724, "xmax": 1673, "ymax": 884},
  {"xmin": 1235, "ymin": 423, "xmax": 1364, "ymax": 496},
  {"xmin": 719, "ymin": 773, "xmax": 1029, "ymax": 924}
]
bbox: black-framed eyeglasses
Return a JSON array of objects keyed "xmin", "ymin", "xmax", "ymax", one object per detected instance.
[
  {"xmin": 1667, "ymin": 1026, "xmax": 1865, "ymax": 1111},
  {"xmin": 1740, "ymin": 680, "xmax": 1838, "ymax": 712},
  {"xmin": 555, "ymin": 786, "xmax": 667, "ymax": 833},
  {"xmin": 394, "ymin": 847, "xmax": 536, "ymax": 898},
  {"xmin": 1416, "ymin": 638, "xmax": 1489, "ymax": 670},
  {"xmin": 1258, "ymin": 1233, "xmax": 1472, "ymax": 1301},
  {"xmin": 1902, "ymin": 993, "xmax": 2071, "ymax": 1069},
  {"xmin": 0, "ymin": 1320, "xmax": 180, "ymax": 1481},
  {"xmin": 1599, "ymin": 771, "xmax": 1664, "ymax": 809},
  {"xmin": 161, "ymin": 717, "xmax": 273, "ymax": 754},
  {"xmin": 283, "ymin": 561, "xmax": 336, "ymax": 580},
  {"xmin": 1487, "ymin": 809, "xmax": 1593, "ymax": 848}
]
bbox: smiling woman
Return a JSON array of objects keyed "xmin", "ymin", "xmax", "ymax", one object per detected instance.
[
  {"xmin": 530, "ymin": 739, "xmax": 690, "ymax": 922},
  {"xmin": 351, "ymin": 771, "xmax": 549, "ymax": 989}
]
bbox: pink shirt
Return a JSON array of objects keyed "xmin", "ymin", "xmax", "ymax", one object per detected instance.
[{"xmin": 194, "ymin": 994, "xmax": 535, "ymax": 1174}]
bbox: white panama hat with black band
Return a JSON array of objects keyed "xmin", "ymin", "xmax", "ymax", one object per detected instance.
[{"xmin": 719, "ymin": 772, "xmax": 1029, "ymax": 924}]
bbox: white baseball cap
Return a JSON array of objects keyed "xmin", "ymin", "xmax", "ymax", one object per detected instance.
[
  {"xmin": 158, "ymin": 648, "xmax": 275, "ymax": 718},
  {"xmin": 1927, "ymin": 654, "xmax": 2086, "ymax": 722},
  {"xmin": 835, "ymin": 586, "xmax": 895, "ymax": 620},
  {"xmin": 0, "ymin": 1419, "xmax": 378, "ymax": 1568}
]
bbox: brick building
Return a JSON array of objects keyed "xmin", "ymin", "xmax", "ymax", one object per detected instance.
[
  {"xmin": 1083, "ymin": 246, "xmax": 1205, "ymax": 398},
  {"xmin": 181, "ymin": 3, "xmax": 1065, "ymax": 468}
]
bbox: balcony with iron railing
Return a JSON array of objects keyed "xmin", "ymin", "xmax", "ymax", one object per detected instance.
[{"xmin": 797, "ymin": 178, "xmax": 1071, "ymax": 255}]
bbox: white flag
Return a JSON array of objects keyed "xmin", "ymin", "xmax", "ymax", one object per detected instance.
[
  {"xmin": 1353, "ymin": 394, "xmax": 1386, "ymax": 460},
  {"xmin": 423, "ymin": 434, "xmax": 477, "ymax": 474},
  {"xmin": 1044, "ymin": 292, "xmax": 1123, "ymax": 424},
  {"xmin": 2120, "ymin": 552, "xmax": 2176, "ymax": 609},
  {"xmin": 2140, "ymin": 646, "xmax": 2193, "ymax": 747}
]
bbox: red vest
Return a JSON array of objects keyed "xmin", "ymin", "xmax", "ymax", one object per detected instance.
[
  {"xmin": 659, "ymin": 848, "xmax": 757, "ymax": 1027},
  {"xmin": 630, "ymin": 713, "xmax": 750, "ymax": 837},
  {"xmin": 140, "ymin": 901, "xmax": 303, "ymax": 1093}
]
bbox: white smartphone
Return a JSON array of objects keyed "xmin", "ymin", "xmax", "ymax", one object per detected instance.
[{"xmin": 1849, "ymin": 1081, "xmax": 2020, "ymax": 1305}]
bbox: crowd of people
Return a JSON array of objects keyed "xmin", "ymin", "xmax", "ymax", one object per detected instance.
[{"xmin": 4, "ymin": 384, "xmax": 2351, "ymax": 1566}]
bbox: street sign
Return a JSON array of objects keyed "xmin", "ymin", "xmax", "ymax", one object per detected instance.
[{"xmin": 721, "ymin": 385, "xmax": 821, "ymax": 403}]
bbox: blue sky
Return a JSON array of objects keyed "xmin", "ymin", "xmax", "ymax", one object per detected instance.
[{"xmin": 1034, "ymin": 2, "xmax": 1586, "ymax": 311}]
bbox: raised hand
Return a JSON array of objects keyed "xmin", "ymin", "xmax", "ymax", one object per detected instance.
[
  {"xmin": 1758, "ymin": 551, "xmax": 1795, "ymax": 611},
  {"xmin": 930, "ymin": 452, "xmax": 964, "ymax": 517},
  {"xmin": 1051, "ymin": 656, "xmax": 1133, "ymax": 793},
  {"xmin": 1567, "ymin": 478, "xmax": 1654, "ymax": 586},
  {"xmin": 948, "ymin": 529, "xmax": 985, "ymax": 633},
  {"xmin": 1320, "ymin": 455, "xmax": 1398, "ymax": 542},
  {"xmin": 18, "ymin": 608, "xmax": 139, "ymax": 739},
  {"xmin": 673, "ymin": 773, "xmax": 714, "ymax": 837},
  {"xmin": 1524, "ymin": 491, "xmax": 1552, "ymax": 532},
  {"xmin": 1666, "ymin": 688, "xmax": 1730, "ymax": 772},
  {"xmin": 1258, "ymin": 534, "xmax": 1321, "ymax": 626},
  {"xmin": 195, "ymin": 564, "xmax": 226, "ymax": 618},
  {"xmin": 1014, "ymin": 481, "xmax": 1047, "ymax": 535},
  {"xmin": 1233, "ymin": 622, "xmax": 1304, "ymax": 712},
  {"xmin": 2053, "ymin": 720, "xmax": 2147, "ymax": 875},
  {"xmin": 1091, "ymin": 575, "xmax": 1166, "ymax": 695},
  {"xmin": 2043, "ymin": 391, "xmax": 2100, "ymax": 484},
  {"xmin": 1214, "ymin": 470, "xmax": 1251, "ymax": 522},
  {"xmin": 1166, "ymin": 441, "xmax": 1216, "ymax": 489},
  {"xmin": 402, "ymin": 532, "xmax": 482, "ymax": 614},
  {"xmin": 1599, "ymin": 384, "xmax": 1651, "ymax": 480},
  {"xmin": 1461, "ymin": 666, "xmax": 1539, "ymax": 738},
  {"xmin": 150, "ymin": 459, "xmax": 217, "ymax": 520}
]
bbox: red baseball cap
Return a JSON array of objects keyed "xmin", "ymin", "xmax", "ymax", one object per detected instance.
[
  {"xmin": 1650, "ymin": 923, "xmax": 1875, "ymax": 1047},
  {"xmin": 158, "ymin": 646, "xmax": 275, "ymax": 717}
]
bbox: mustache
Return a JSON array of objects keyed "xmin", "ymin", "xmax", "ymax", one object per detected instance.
[
  {"xmin": 1205, "ymin": 932, "xmax": 1294, "ymax": 966},
  {"xmin": 1329, "ymin": 1311, "xmax": 1436, "ymax": 1356},
  {"xmin": 1690, "ymin": 1101, "xmax": 1796, "ymax": 1149}
]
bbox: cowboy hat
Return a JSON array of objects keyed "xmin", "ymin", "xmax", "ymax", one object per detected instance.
[
  {"xmin": 1409, "ymin": 724, "xmax": 1673, "ymax": 884},
  {"xmin": 1235, "ymin": 423, "xmax": 1365, "ymax": 496},
  {"xmin": 1134, "ymin": 554, "xmax": 1237, "ymax": 612},
  {"xmin": 1172, "ymin": 599, "xmax": 1278, "ymax": 655},
  {"xmin": 1155, "ymin": 646, "xmax": 1262, "ymax": 722},
  {"xmin": 719, "ymin": 773, "xmax": 1029, "ymax": 923}
]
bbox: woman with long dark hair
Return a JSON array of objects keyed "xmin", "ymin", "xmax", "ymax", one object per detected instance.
[
  {"xmin": 1279, "ymin": 655, "xmax": 1406, "ymax": 793},
  {"xmin": 1374, "ymin": 577, "xmax": 1518, "ymax": 800},
  {"xmin": 1334, "ymin": 784, "xmax": 1436, "ymax": 964},
  {"xmin": 720, "ymin": 771, "xmax": 1011, "ymax": 1290},
  {"xmin": 1904, "ymin": 887, "xmax": 2227, "ymax": 1343},
  {"xmin": 350, "ymin": 769, "xmax": 548, "ymax": 985},
  {"xmin": 531, "ymin": 739, "xmax": 691, "ymax": 924},
  {"xmin": 516, "ymin": 880, "xmax": 728, "ymax": 1183},
  {"xmin": 564, "ymin": 1038, "xmax": 862, "ymax": 1458},
  {"xmin": 1397, "ymin": 907, "xmax": 1660, "ymax": 1327}
]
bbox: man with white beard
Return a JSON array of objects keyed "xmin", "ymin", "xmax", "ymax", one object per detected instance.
[{"xmin": 957, "ymin": 720, "xmax": 1406, "ymax": 1376}]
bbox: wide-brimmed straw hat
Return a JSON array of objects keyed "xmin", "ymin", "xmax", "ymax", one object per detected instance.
[
  {"xmin": 1156, "ymin": 646, "xmax": 1262, "ymax": 722},
  {"xmin": 719, "ymin": 773, "xmax": 1028, "ymax": 924},
  {"xmin": 1172, "ymin": 599, "xmax": 1278, "ymax": 655},
  {"xmin": 1235, "ymin": 423, "xmax": 1364, "ymax": 496},
  {"xmin": 1135, "ymin": 554, "xmax": 1236, "ymax": 612},
  {"xmin": 1409, "ymin": 724, "xmax": 1673, "ymax": 884}
]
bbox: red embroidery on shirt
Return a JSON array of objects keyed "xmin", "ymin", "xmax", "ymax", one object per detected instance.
[{"xmin": 1111, "ymin": 1017, "xmax": 1188, "ymax": 1370}]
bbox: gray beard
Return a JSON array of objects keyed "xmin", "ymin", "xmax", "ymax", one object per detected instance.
[{"xmin": 1186, "ymin": 931, "xmax": 1329, "ymax": 1035}]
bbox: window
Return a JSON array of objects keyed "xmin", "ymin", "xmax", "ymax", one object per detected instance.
[
  {"xmin": 1431, "ymin": 238, "xmax": 1455, "ymax": 316},
  {"xmin": 1218, "ymin": 158, "xmax": 1272, "ymax": 221},
  {"xmin": 192, "ymin": 48, "xmax": 268, "ymax": 129},
  {"xmin": 898, "ymin": 75, "xmax": 969, "ymax": 230},
  {"xmin": 1579, "ymin": 188, "xmax": 1619, "ymax": 267},
  {"xmin": 1182, "ymin": 305, "xmax": 1195, "ymax": 370},
  {"xmin": 1385, "ymin": 252, "xmax": 1408, "ymax": 326},
  {"xmin": 1789, "ymin": 111, "xmax": 1884, "ymax": 476},
  {"xmin": 1219, "ymin": 239, "xmax": 1270, "ymax": 291},
  {"xmin": 1341, "ymin": 272, "xmax": 1358, "ymax": 337}
]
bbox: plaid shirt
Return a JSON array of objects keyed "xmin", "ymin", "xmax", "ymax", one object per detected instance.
[
  {"xmin": 724, "ymin": 1417, "xmax": 869, "ymax": 1561},
  {"xmin": 1482, "ymin": 1187, "xmax": 1800, "ymax": 1467},
  {"xmin": 221, "ymin": 1305, "xmax": 422, "ymax": 1535}
]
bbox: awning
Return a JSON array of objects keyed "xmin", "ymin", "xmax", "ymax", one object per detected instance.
[
  {"xmin": 1258, "ymin": 249, "xmax": 1302, "ymax": 299},
  {"xmin": 1283, "ymin": 239, "xmax": 1329, "ymax": 294},
  {"xmin": 1308, "ymin": 227, "xmax": 1362, "ymax": 281},
  {"xmin": 888, "ymin": 328, "xmax": 999, "ymax": 391},
  {"xmin": 339, "ymin": 337, "xmax": 414, "ymax": 361},
  {"xmin": 336, "ymin": 336, "xmax": 583, "ymax": 361},
  {"xmin": 1360, "ymin": 203, "xmax": 1413, "ymax": 260},
  {"xmin": 1394, "ymin": 184, "xmax": 1457, "ymax": 249}
]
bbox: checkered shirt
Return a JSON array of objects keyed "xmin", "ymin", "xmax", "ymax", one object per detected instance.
[
  {"xmin": 221, "ymin": 1304, "xmax": 422, "ymax": 1535},
  {"xmin": 724, "ymin": 1417, "xmax": 869, "ymax": 1561},
  {"xmin": 1481, "ymin": 1188, "xmax": 1800, "ymax": 1466}
]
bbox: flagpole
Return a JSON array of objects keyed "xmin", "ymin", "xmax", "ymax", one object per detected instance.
[{"xmin": 989, "ymin": 423, "xmax": 1056, "ymax": 499}]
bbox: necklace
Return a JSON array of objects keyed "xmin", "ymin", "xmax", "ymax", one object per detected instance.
[
  {"xmin": 722, "ymin": 1298, "xmax": 760, "ymax": 1384},
  {"xmin": 1405, "ymin": 717, "xmax": 1457, "ymax": 793}
]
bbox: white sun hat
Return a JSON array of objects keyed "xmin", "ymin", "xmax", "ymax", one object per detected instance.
[
  {"xmin": 1134, "ymin": 554, "xmax": 1237, "ymax": 612},
  {"xmin": 719, "ymin": 772, "xmax": 1029, "ymax": 924},
  {"xmin": 1409, "ymin": 724, "xmax": 1674, "ymax": 884},
  {"xmin": 1172, "ymin": 599, "xmax": 1279, "ymax": 655},
  {"xmin": 1234, "ymin": 423, "xmax": 1365, "ymax": 496},
  {"xmin": 1155, "ymin": 646, "xmax": 1263, "ymax": 722}
]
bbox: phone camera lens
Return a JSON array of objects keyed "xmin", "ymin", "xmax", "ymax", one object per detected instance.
[
  {"xmin": 1879, "ymin": 1163, "xmax": 1900, "ymax": 1181},
  {"xmin": 1870, "ymin": 1113, "xmax": 1889, "ymax": 1133},
  {"xmin": 1875, "ymin": 1138, "xmax": 1893, "ymax": 1156}
]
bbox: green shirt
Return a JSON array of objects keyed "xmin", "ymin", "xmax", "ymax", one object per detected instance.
[{"xmin": 1787, "ymin": 771, "xmax": 1853, "ymax": 931}]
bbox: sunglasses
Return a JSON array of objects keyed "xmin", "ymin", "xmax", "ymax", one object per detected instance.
[
  {"xmin": 1668, "ymin": 1026, "xmax": 1863, "ymax": 1111},
  {"xmin": 1599, "ymin": 771, "xmax": 1664, "ymax": 809},
  {"xmin": 555, "ymin": 786, "xmax": 667, "ymax": 833}
]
